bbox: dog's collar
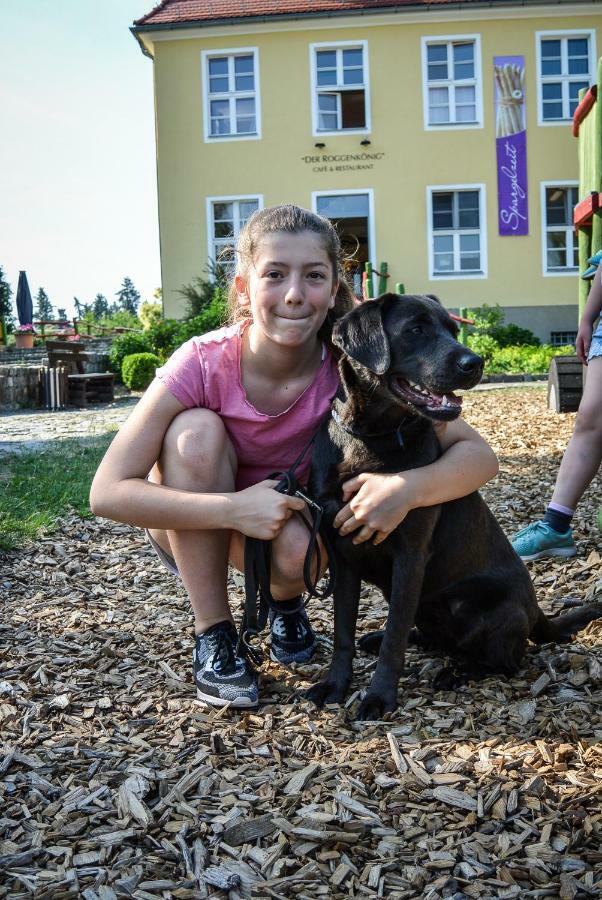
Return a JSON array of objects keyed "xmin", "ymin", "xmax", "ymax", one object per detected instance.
[{"xmin": 331, "ymin": 407, "xmax": 406, "ymax": 448}]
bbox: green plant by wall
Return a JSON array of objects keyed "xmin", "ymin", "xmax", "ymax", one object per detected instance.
[
  {"xmin": 108, "ymin": 332, "xmax": 152, "ymax": 376},
  {"xmin": 121, "ymin": 352, "xmax": 161, "ymax": 390},
  {"xmin": 487, "ymin": 344, "xmax": 574, "ymax": 374},
  {"xmin": 465, "ymin": 304, "xmax": 540, "ymax": 347}
]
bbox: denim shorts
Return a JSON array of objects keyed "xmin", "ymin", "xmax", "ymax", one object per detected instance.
[{"xmin": 588, "ymin": 319, "xmax": 602, "ymax": 362}]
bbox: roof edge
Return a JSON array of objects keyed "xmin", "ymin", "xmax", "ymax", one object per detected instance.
[{"xmin": 132, "ymin": 0, "xmax": 589, "ymax": 34}]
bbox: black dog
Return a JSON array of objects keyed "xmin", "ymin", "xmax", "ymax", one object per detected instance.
[{"xmin": 306, "ymin": 293, "xmax": 602, "ymax": 720}]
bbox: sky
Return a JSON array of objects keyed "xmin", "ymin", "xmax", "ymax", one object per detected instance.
[{"xmin": 1, "ymin": 0, "xmax": 161, "ymax": 319}]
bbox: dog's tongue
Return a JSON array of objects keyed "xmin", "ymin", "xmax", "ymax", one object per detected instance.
[{"xmin": 393, "ymin": 378, "xmax": 462, "ymax": 410}]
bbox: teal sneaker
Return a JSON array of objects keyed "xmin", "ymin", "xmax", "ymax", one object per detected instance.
[{"xmin": 511, "ymin": 521, "xmax": 576, "ymax": 561}]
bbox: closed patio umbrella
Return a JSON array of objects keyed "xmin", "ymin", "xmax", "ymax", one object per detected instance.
[{"xmin": 16, "ymin": 270, "xmax": 33, "ymax": 326}]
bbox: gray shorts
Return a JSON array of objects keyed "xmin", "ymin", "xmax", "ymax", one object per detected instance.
[
  {"xmin": 146, "ymin": 528, "xmax": 179, "ymax": 576},
  {"xmin": 588, "ymin": 319, "xmax": 602, "ymax": 362}
]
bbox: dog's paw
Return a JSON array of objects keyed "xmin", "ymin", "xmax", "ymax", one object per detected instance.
[
  {"xmin": 357, "ymin": 631, "xmax": 384, "ymax": 656},
  {"xmin": 432, "ymin": 665, "xmax": 468, "ymax": 692},
  {"xmin": 355, "ymin": 691, "xmax": 397, "ymax": 721},
  {"xmin": 305, "ymin": 679, "xmax": 349, "ymax": 708}
]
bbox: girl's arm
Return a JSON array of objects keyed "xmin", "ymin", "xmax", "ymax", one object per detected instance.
[
  {"xmin": 89, "ymin": 380, "xmax": 304, "ymax": 538},
  {"xmin": 576, "ymin": 266, "xmax": 602, "ymax": 363},
  {"xmin": 333, "ymin": 417, "xmax": 498, "ymax": 545}
]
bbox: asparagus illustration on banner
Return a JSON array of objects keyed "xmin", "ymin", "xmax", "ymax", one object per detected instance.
[{"xmin": 494, "ymin": 63, "xmax": 525, "ymax": 138}]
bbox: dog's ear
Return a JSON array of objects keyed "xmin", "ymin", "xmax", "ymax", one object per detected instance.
[
  {"xmin": 332, "ymin": 299, "xmax": 390, "ymax": 374},
  {"xmin": 424, "ymin": 293, "xmax": 442, "ymax": 305}
]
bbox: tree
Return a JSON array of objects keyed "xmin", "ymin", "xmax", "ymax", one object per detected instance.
[
  {"xmin": 73, "ymin": 297, "xmax": 91, "ymax": 318},
  {"xmin": 0, "ymin": 266, "xmax": 13, "ymax": 330},
  {"xmin": 92, "ymin": 293, "xmax": 110, "ymax": 319},
  {"xmin": 115, "ymin": 277, "xmax": 141, "ymax": 315},
  {"xmin": 57, "ymin": 307, "xmax": 68, "ymax": 321},
  {"xmin": 34, "ymin": 287, "xmax": 53, "ymax": 321}
]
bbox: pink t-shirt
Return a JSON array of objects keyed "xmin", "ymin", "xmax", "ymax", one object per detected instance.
[{"xmin": 155, "ymin": 320, "xmax": 340, "ymax": 490}]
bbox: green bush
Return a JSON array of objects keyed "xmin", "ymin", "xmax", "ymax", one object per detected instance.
[
  {"xmin": 465, "ymin": 304, "xmax": 540, "ymax": 347},
  {"xmin": 145, "ymin": 290, "xmax": 229, "ymax": 362},
  {"xmin": 121, "ymin": 352, "xmax": 161, "ymax": 390},
  {"xmin": 466, "ymin": 333, "xmax": 499, "ymax": 363},
  {"xmin": 145, "ymin": 319, "xmax": 182, "ymax": 362},
  {"xmin": 487, "ymin": 344, "xmax": 574, "ymax": 374},
  {"xmin": 493, "ymin": 322, "xmax": 540, "ymax": 348},
  {"xmin": 108, "ymin": 332, "xmax": 152, "ymax": 375}
]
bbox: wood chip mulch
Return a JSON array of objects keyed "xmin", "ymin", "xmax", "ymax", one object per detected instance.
[{"xmin": 1, "ymin": 388, "xmax": 601, "ymax": 899}]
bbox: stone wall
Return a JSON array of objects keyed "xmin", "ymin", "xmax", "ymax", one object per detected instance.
[{"xmin": 0, "ymin": 365, "xmax": 43, "ymax": 410}]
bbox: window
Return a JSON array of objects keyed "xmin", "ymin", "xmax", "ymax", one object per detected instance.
[
  {"xmin": 422, "ymin": 35, "xmax": 482, "ymax": 128},
  {"xmin": 311, "ymin": 42, "xmax": 370, "ymax": 134},
  {"xmin": 202, "ymin": 49, "xmax": 260, "ymax": 140},
  {"xmin": 542, "ymin": 184, "xmax": 578, "ymax": 273},
  {"xmin": 206, "ymin": 197, "xmax": 261, "ymax": 270},
  {"xmin": 550, "ymin": 331, "xmax": 577, "ymax": 347},
  {"xmin": 428, "ymin": 186, "xmax": 487, "ymax": 278},
  {"xmin": 537, "ymin": 31, "xmax": 595, "ymax": 123}
]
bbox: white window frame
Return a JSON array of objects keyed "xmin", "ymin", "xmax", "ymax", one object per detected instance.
[
  {"xmin": 311, "ymin": 188, "xmax": 376, "ymax": 272},
  {"xmin": 540, "ymin": 181, "xmax": 579, "ymax": 277},
  {"xmin": 310, "ymin": 40, "xmax": 371, "ymax": 137},
  {"xmin": 206, "ymin": 195, "xmax": 263, "ymax": 273},
  {"xmin": 536, "ymin": 30, "xmax": 596, "ymax": 126},
  {"xmin": 201, "ymin": 47, "xmax": 262, "ymax": 142},
  {"xmin": 427, "ymin": 184, "xmax": 487, "ymax": 280},
  {"xmin": 421, "ymin": 34, "xmax": 483, "ymax": 131}
]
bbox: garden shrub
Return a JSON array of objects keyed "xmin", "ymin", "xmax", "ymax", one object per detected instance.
[
  {"xmin": 466, "ymin": 333, "xmax": 499, "ymax": 363},
  {"xmin": 487, "ymin": 344, "xmax": 574, "ymax": 374},
  {"xmin": 146, "ymin": 290, "xmax": 229, "ymax": 362},
  {"xmin": 145, "ymin": 319, "xmax": 182, "ymax": 362},
  {"xmin": 108, "ymin": 332, "xmax": 152, "ymax": 375},
  {"xmin": 121, "ymin": 352, "xmax": 161, "ymax": 390},
  {"xmin": 465, "ymin": 304, "xmax": 540, "ymax": 347}
]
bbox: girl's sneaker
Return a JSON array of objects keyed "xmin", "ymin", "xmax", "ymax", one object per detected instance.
[
  {"xmin": 511, "ymin": 521, "xmax": 576, "ymax": 561},
  {"xmin": 193, "ymin": 621, "xmax": 258, "ymax": 707},
  {"xmin": 269, "ymin": 600, "xmax": 317, "ymax": 665}
]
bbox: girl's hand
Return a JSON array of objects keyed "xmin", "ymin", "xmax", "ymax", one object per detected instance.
[
  {"xmin": 576, "ymin": 321, "xmax": 593, "ymax": 365},
  {"xmin": 333, "ymin": 472, "xmax": 417, "ymax": 545},
  {"xmin": 229, "ymin": 480, "xmax": 306, "ymax": 540}
]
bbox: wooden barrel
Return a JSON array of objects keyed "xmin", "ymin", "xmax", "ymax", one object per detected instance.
[{"xmin": 547, "ymin": 355, "xmax": 583, "ymax": 413}]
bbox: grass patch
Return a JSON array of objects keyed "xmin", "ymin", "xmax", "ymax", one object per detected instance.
[{"xmin": 0, "ymin": 435, "xmax": 114, "ymax": 551}]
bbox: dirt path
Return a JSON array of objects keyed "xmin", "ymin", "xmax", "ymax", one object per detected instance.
[{"xmin": 1, "ymin": 388, "xmax": 601, "ymax": 899}]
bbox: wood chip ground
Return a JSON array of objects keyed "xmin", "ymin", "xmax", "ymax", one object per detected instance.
[{"xmin": 1, "ymin": 388, "xmax": 601, "ymax": 898}]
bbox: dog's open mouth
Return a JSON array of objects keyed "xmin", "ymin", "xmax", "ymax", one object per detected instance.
[{"xmin": 389, "ymin": 377, "xmax": 463, "ymax": 418}]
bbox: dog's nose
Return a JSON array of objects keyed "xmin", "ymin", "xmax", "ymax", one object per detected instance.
[{"xmin": 457, "ymin": 352, "xmax": 483, "ymax": 375}]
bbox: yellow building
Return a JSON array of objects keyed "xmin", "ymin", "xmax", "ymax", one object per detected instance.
[{"xmin": 132, "ymin": 0, "xmax": 602, "ymax": 342}]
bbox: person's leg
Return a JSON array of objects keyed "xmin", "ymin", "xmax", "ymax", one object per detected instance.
[
  {"xmin": 550, "ymin": 355, "xmax": 602, "ymax": 509},
  {"xmin": 148, "ymin": 408, "xmax": 263, "ymax": 707},
  {"xmin": 229, "ymin": 514, "xmax": 329, "ymax": 665},
  {"xmin": 513, "ymin": 356, "xmax": 602, "ymax": 560},
  {"xmin": 148, "ymin": 408, "xmax": 238, "ymax": 635}
]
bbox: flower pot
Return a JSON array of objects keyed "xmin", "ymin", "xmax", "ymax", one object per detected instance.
[{"xmin": 15, "ymin": 332, "xmax": 34, "ymax": 349}]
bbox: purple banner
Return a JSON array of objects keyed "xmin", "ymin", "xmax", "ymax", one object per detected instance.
[{"xmin": 494, "ymin": 55, "xmax": 528, "ymax": 236}]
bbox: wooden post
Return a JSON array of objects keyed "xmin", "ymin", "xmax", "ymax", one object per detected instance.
[
  {"xmin": 378, "ymin": 262, "xmax": 388, "ymax": 295},
  {"xmin": 459, "ymin": 307, "xmax": 468, "ymax": 345},
  {"xmin": 365, "ymin": 262, "xmax": 374, "ymax": 298},
  {"xmin": 395, "ymin": 282, "xmax": 405, "ymax": 294}
]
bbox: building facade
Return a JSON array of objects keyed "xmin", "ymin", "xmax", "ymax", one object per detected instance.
[{"xmin": 133, "ymin": 0, "xmax": 602, "ymax": 342}]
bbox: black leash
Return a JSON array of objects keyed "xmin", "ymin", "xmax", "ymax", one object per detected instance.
[{"xmin": 236, "ymin": 429, "xmax": 337, "ymax": 668}]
